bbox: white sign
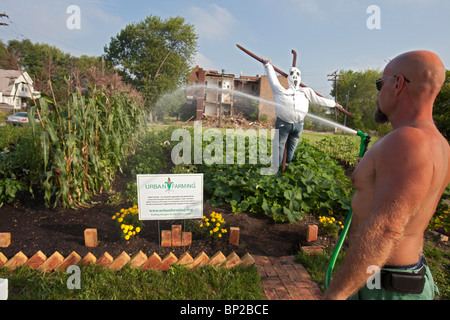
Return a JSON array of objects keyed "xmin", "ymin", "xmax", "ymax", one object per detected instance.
[{"xmin": 137, "ymin": 174, "xmax": 203, "ymax": 220}]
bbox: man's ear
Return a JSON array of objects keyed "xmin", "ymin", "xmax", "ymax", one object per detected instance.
[{"xmin": 393, "ymin": 76, "xmax": 406, "ymax": 96}]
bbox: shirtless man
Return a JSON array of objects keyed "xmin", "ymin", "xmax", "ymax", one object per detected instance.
[{"xmin": 324, "ymin": 50, "xmax": 450, "ymax": 300}]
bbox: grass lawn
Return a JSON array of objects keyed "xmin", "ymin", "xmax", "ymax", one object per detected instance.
[{"xmin": 0, "ymin": 264, "xmax": 266, "ymax": 300}]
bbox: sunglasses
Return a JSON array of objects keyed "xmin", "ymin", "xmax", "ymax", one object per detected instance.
[{"xmin": 375, "ymin": 74, "xmax": 410, "ymax": 91}]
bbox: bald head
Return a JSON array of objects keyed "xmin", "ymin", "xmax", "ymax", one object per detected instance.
[{"xmin": 386, "ymin": 50, "xmax": 446, "ymax": 100}]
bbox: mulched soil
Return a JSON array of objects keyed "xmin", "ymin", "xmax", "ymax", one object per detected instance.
[{"xmin": 0, "ymin": 171, "xmax": 336, "ymax": 261}]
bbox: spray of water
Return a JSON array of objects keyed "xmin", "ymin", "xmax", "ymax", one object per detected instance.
[{"xmin": 158, "ymin": 84, "xmax": 358, "ymax": 135}]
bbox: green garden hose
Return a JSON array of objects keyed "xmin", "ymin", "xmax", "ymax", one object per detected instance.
[{"xmin": 324, "ymin": 131, "xmax": 371, "ymax": 291}]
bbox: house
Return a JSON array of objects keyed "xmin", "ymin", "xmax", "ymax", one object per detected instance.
[
  {"xmin": 187, "ymin": 65, "xmax": 286, "ymax": 123},
  {"xmin": 0, "ymin": 70, "xmax": 40, "ymax": 113}
]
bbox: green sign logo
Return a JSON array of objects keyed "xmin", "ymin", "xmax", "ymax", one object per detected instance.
[{"xmin": 165, "ymin": 177, "xmax": 173, "ymax": 190}]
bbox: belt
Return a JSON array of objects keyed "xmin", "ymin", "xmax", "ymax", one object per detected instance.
[{"xmin": 381, "ymin": 264, "xmax": 426, "ymax": 294}]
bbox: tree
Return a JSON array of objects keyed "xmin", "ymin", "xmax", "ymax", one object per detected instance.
[
  {"xmin": 104, "ymin": 15, "xmax": 198, "ymax": 109},
  {"xmin": 433, "ymin": 70, "xmax": 450, "ymax": 140},
  {"xmin": 1, "ymin": 39, "xmax": 103, "ymax": 102},
  {"xmin": 329, "ymin": 69, "xmax": 389, "ymax": 134}
]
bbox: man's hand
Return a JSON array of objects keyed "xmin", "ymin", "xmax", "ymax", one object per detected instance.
[
  {"xmin": 335, "ymin": 103, "xmax": 353, "ymax": 117},
  {"xmin": 262, "ymin": 56, "xmax": 271, "ymax": 66}
]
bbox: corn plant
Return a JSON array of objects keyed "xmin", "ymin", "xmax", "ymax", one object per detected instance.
[{"xmin": 28, "ymin": 88, "xmax": 146, "ymax": 208}]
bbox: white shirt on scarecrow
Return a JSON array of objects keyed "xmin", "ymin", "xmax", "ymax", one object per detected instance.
[{"xmin": 264, "ymin": 61, "xmax": 337, "ymax": 124}]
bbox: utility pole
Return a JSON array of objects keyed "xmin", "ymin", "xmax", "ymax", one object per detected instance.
[{"xmin": 327, "ymin": 70, "xmax": 344, "ymax": 132}]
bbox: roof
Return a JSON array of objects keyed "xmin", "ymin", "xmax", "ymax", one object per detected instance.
[{"xmin": 0, "ymin": 69, "xmax": 33, "ymax": 95}]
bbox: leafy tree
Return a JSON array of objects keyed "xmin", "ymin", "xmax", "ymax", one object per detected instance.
[
  {"xmin": 1, "ymin": 39, "xmax": 103, "ymax": 102},
  {"xmin": 329, "ymin": 69, "xmax": 388, "ymax": 134},
  {"xmin": 104, "ymin": 15, "xmax": 198, "ymax": 110}
]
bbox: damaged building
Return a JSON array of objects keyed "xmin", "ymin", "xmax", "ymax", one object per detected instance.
[{"xmin": 187, "ymin": 66, "xmax": 287, "ymax": 123}]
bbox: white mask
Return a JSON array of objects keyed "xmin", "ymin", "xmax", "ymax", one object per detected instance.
[{"xmin": 288, "ymin": 67, "xmax": 301, "ymax": 90}]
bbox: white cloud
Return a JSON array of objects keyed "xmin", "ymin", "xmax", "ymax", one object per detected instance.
[
  {"xmin": 0, "ymin": 0, "xmax": 125, "ymax": 57},
  {"xmin": 193, "ymin": 52, "xmax": 216, "ymax": 70},
  {"xmin": 187, "ymin": 4, "xmax": 237, "ymax": 40}
]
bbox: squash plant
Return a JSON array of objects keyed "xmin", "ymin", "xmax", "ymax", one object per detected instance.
[{"xmin": 201, "ymin": 139, "xmax": 353, "ymax": 223}]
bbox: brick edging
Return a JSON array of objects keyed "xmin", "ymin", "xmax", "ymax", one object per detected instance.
[{"xmin": 0, "ymin": 250, "xmax": 255, "ymax": 272}]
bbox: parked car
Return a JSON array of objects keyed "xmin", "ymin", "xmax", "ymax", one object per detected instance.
[{"xmin": 5, "ymin": 112, "xmax": 39, "ymax": 126}]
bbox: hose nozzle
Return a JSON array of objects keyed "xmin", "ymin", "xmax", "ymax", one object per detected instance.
[{"xmin": 356, "ymin": 131, "xmax": 371, "ymax": 157}]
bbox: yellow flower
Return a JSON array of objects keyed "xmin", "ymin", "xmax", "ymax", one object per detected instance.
[
  {"xmin": 136, "ymin": 227, "xmax": 141, "ymax": 233},
  {"xmin": 125, "ymin": 235, "xmax": 130, "ymax": 240},
  {"xmin": 112, "ymin": 215, "xmax": 116, "ymax": 220},
  {"xmin": 118, "ymin": 217, "xmax": 123, "ymax": 223},
  {"xmin": 200, "ymin": 224, "xmax": 203, "ymax": 228},
  {"xmin": 206, "ymin": 222, "xmax": 210, "ymax": 227},
  {"xmin": 216, "ymin": 223, "xmax": 220, "ymax": 227},
  {"xmin": 218, "ymin": 234, "xmax": 222, "ymax": 238}
]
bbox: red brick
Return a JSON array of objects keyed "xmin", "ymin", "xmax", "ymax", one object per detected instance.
[
  {"xmin": 182, "ymin": 232, "xmax": 192, "ymax": 246},
  {"xmin": 161, "ymin": 230, "xmax": 171, "ymax": 247},
  {"xmin": 177, "ymin": 252, "xmax": 194, "ymax": 268},
  {"xmin": 275, "ymin": 287, "xmax": 291, "ymax": 300},
  {"xmin": 108, "ymin": 251, "xmax": 130, "ymax": 271},
  {"xmin": 298, "ymin": 288, "xmax": 315, "ymax": 300},
  {"xmin": 161, "ymin": 252, "xmax": 178, "ymax": 271},
  {"xmin": 37, "ymin": 251, "xmax": 64, "ymax": 272},
  {"xmin": 171, "ymin": 225, "xmax": 182, "ymax": 246},
  {"xmin": 25, "ymin": 251, "xmax": 47, "ymax": 269},
  {"xmin": 240, "ymin": 253, "xmax": 255, "ymax": 267},
  {"xmin": 4, "ymin": 251, "xmax": 27, "ymax": 270},
  {"xmin": 0, "ymin": 252, "xmax": 7, "ymax": 267},
  {"xmin": 264, "ymin": 265, "xmax": 278, "ymax": 277},
  {"xmin": 309, "ymin": 286, "xmax": 324, "ymax": 300},
  {"xmin": 81, "ymin": 252, "xmax": 97, "ymax": 266},
  {"xmin": 264, "ymin": 287, "xmax": 279, "ymax": 300},
  {"xmin": 286, "ymin": 286, "xmax": 305, "ymax": 300},
  {"xmin": 301, "ymin": 245, "xmax": 323, "ymax": 255},
  {"xmin": 192, "ymin": 251, "xmax": 209, "ymax": 267},
  {"xmin": 229, "ymin": 227, "xmax": 239, "ymax": 246},
  {"xmin": 306, "ymin": 225, "xmax": 318, "ymax": 242},
  {"xmin": 279, "ymin": 275, "xmax": 296, "ymax": 288},
  {"xmin": 141, "ymin": 252, "xmax": 162, "ymax": 270},
  {"xmin": 97, "ymin": 252, "xmax": 114, "ymax": 267},
  {"xmin": 58, "ymin": 251, "xmax": 81, "ymax": 270},
  {"xmin": 209, "ymin": 251, "xmax": 226, "ymax": 267},
  {"xmin": 262, "ymin": 277, "xmax": 284, "ymax": 290},
  {"xmin": 129, "ymin": 251, "xmax": 148, "ymax": 269},
  {"xmin": 0, "ymin": 233, "xmax": 11, "ymax": 248},
  {"xmin": 84, "ymin": 228, "xmax": 98, "ymax": 247},
  {"xmin": 224, "ymin": 252, "xmax": 241, "ymax": 269}
]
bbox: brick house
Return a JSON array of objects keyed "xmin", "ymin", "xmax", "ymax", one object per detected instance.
[{"xmin": 188, "ymin": 66, "xmax": 286, "ymax": 123}]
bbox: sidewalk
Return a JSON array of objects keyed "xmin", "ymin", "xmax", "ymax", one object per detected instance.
[{"xmin": 253, "ymin": 255, "xmax": 324, "ymax": 300}]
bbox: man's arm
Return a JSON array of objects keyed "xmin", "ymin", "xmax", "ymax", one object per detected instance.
[
  {"xmin": 324, "ymin": 128, "xmax": 433, "ymax": 300},
  {"xmin": 263, "ymin": 60, "xmax": 286, "ymax": 94},
  {"xmin": 303, "ymin": 87, "xmax": 337, "ymax": 108}
]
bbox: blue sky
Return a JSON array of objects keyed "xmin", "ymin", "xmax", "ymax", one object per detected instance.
[{"xmin": 1, "ymin": 0, "xmax": 449, "ymax": 98}]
